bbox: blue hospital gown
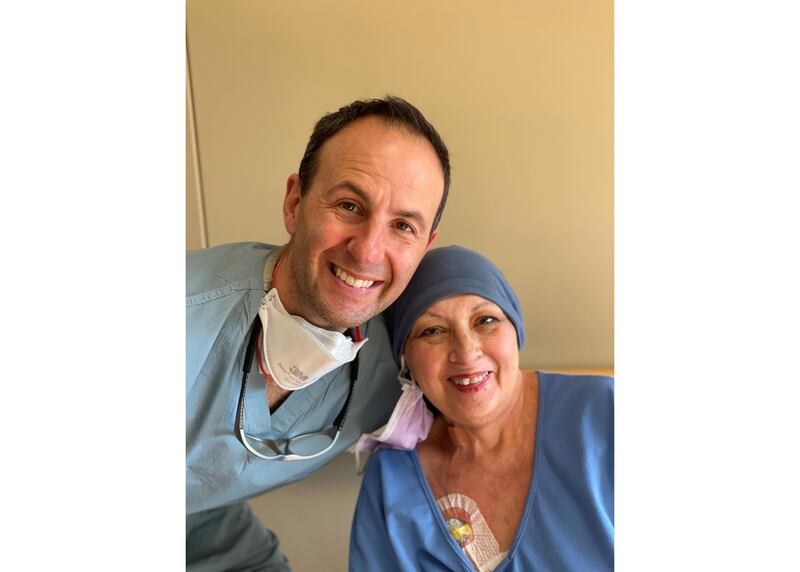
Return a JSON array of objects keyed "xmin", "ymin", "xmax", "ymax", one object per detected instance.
[{"xmin": 350, "ymin": 373, "xmax": 614, "ymax": 572}]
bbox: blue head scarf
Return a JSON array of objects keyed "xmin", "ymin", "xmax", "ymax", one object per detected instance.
[{"xmin": 386, "ymin": 245, "xmax": 525, "ymax": 364}]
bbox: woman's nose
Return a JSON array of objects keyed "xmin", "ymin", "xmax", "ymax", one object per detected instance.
[{"xmin": 449, "ymin": 331, "xmax": 482, "ymax": 363}]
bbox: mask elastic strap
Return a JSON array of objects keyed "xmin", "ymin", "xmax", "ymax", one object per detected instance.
[
  {"xmin": 398, "ymin": 355, "xmax": 416, "ymax": 387},
  {"xmin": 255, "ymin": 325, "xmax": 267, "ymax": 378}
]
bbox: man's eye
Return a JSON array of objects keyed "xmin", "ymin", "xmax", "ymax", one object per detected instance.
[
  {"xmin": 394, "ymin": 221, "xmax": 415, "ymax": 234},
  {"xmin": 339, "ymin": 201, "xmax": 360, "ymax": 213}
]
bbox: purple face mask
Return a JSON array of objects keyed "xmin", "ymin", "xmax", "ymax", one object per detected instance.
[{"xmin": 350, "ymin": 357, "xmax": 433, "ymax": 472}]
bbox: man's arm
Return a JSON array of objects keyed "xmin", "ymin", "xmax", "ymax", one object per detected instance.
[{"xmin": 187, "ymin": 502, "xmax": 290, "ymax": 572}]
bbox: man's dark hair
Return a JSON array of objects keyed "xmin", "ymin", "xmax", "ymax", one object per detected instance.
[{"xmin": 297, "ymin": 95, "xmax": 451, "ymax": 233}]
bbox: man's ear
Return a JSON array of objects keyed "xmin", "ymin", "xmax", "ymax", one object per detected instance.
[
  {"xmin": 425, "ymin": 228, "xmax": 439, "ymax": 250},
  {"xmin": 283, "ymin": 174, "xmax": 303, "ymax": 236}
]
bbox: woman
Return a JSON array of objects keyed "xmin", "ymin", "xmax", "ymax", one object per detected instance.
[{"xmin": 349, "ymin": 246, "xmax": 613, "ymax": 572}]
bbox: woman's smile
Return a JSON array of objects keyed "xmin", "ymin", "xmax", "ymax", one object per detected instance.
[{"xmin": 447, "ymin": 371, "xmax": 492, "ymax": 392}]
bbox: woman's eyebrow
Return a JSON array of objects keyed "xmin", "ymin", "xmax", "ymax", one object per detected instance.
[
  {"xmin": 421, "ymin": 309, "xmax": 444, "ymax": 319},
  {"xmin": 421, "ymin": 301, "xmax": 495, "ymax": 320}
]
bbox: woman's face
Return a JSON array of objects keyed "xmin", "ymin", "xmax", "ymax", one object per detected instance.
[{"xmin": 403, "ymin": 294, "xmax": 521, "ymax": 429}]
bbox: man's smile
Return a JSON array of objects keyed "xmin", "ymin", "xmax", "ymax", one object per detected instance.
[{"xmin": 331, "ymin": 263, "xmax": 383, "ymax": 290}]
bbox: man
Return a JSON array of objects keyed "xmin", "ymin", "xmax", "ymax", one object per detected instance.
[{"xmin": 186, "ymin": 96, "xmax": 450, "ymax": 570}]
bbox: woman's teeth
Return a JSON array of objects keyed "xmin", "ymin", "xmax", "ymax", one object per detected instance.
[
  {"xmin": 450, "ymin": 372, "xmax": 489, "ymax": 386},
  {"xmin": 335, "ymin": 266, "xmax": 374, "ymax": 289}
]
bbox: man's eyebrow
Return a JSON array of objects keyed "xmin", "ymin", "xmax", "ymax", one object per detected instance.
[
  {"xmin": 395, "ymin": 208, "xmax": 427, "ymax": 231},
  {"xmin": 329, "ymin": 181, "xmax": 429, "ymax": 232},
  {"xmin": 328, "ymin": 181, "xmax": 369, "ymax": 200}
]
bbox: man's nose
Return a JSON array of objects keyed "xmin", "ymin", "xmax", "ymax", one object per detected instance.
[{"xmin": 347, "ymin": 221, "xmax": 386, "ymax": 267}]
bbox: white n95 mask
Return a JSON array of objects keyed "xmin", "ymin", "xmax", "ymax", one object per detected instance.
[
  {"xmin": 350, "ymin": 356, "xmax": 433, "ymax": 471},
  {"xmin": 257, "ymin": 288, "xmax": 368, "ymax": 391}
]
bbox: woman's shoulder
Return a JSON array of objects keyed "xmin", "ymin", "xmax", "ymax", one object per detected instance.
[
  {"xmin": 360, "ymin": 448, "xmax": 423, "ymax": 503},
  {"xmin": 535, "ymin": 371, "xmax": 614, "ymax": 430},
  {"xmin": 537, "ymin": 370, "xmax": 614, "ymax": 399},
  {"xmin": 362, "ymin": 448, "xmax": 418, "ymax": 480}
]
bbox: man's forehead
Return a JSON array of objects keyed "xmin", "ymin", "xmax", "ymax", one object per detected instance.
[
  {"xmin": 314, "ymin": 117, "xmax": 443, "ymax": 193},
  {"xmin": 320, "ymin": 116, "xmax": 424, "ymax": 157}
]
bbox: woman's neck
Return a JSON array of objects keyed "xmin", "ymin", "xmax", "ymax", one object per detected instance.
[{"xmin": 436, "ymin": 370, "xmax": 537, "ymax": 461}]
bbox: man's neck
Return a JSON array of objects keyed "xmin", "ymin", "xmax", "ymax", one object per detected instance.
[
  {"xmin": 267, "ymin": 244, "xmax": 305, "ymax": 319},
  {"xmin": 262, "ymin": 245, "xmax": 285, "ymax": 292}
]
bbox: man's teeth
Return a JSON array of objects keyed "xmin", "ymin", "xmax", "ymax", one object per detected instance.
[
  {"xmin": 451, "ymin": 372, "xmax": 489, "ymax": 386},
  {"xmin": 335, "ymin": 266, "xmax": 374, "ymax": 289}
]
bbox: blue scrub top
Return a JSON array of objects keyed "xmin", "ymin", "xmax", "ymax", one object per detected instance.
[{"xmin": 186, "ymin": 243, "xmax": 402, "ymax": 570}]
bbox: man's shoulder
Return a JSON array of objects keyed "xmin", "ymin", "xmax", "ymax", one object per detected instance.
[
  {"xmin": 358, "ymin": 312, "xmax": 394, "ymax": 360},
  {"xmin": 362, "ymin": 311, "xmax": 387, "ymax": 332},
  {"xmin": 186, "ymin": 242, "xmax": 276, "ymax": 298}
]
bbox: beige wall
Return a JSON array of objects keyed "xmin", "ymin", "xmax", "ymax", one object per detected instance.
[{"xmin": 186, "ymin": 0, "xmax": 613, "ymax": 370}]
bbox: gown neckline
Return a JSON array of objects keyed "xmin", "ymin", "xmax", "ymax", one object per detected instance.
[{"xmin": 409, "ymin": 373, "xmax": 549, "ymax": 571}]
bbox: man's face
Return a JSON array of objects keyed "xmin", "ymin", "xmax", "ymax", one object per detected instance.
[{"xmin": 280, "ymin": 116, "xmax": 444, "ymax": 330}]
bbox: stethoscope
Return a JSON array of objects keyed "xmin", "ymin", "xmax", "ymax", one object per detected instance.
[{"xmin": 234, "ymin": 317, "xmax": 359, "ymax": 461}]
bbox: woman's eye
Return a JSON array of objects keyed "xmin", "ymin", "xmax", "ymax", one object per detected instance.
[
  {"xmin": 420, "ymin": 326, "xmax": 442, "ymax": 337},
  {"xmin": 476, "ymin": 316, "xmax": 498, "ymax": 327}
]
